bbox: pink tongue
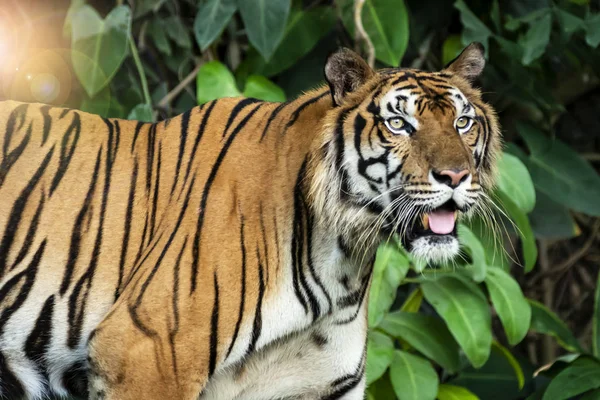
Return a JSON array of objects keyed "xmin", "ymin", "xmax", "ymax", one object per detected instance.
[{"xmin": 428, "ymin": 210, "xmax": 456, "ymax": 235}]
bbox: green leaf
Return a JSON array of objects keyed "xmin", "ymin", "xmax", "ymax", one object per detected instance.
[
  {"xmin": 442, "ymin": 35, "xmax": 464, "ymax": 66},
  {"xmin": 380, "ymin": 312, "xmax": 461, "ymax": 373},
  {"xmin": 194, "ymin": 0, "xmax": 237, "ymax": 51},
  {"xmin": 520, "ymin": 14, "xmax": 552, "ymax": 65},
  {"xmin": 422, "ymin": 276, "xmax": 492, "ymax": 368},
  {"xmin": 196, "ymin": 61, "xmax": 242, "ymax": 105},
  {"xmin": 517, "ymin": 122, "xmax": 600, "ymax": 216},
  {"xmin": 339, "ymin": 0, "xmax": 410, "ymax": 66},
  {"xmin": 457, "ymin": 224, "xmax": 487, "ymax": 282},
  {"xmin": 451, "ymin": 344, "xmax": 532, "ymax": 400},
  {"xmin": 529, "ymin": 299, "xmax": 583, "ymax": 352},
  {"xmin": 585, "ymin": 14, "xmax": 600, "ymax": 47},
  {"xmin": 367, "ymin": 371, "xmax": 397, "ymax": 398},
  {"xmin": 495, "ymin": 190, "xmax": 537, "ymax": 272},
  {"xmin": 529, "ymin": 190, "xmax": 579, "ymax": 240},
  {"xmin": 485, "ymin": 267, "xmax": 531, "ymax": 345},
  {"xmin": 593, "ymin": 271, "xmax": 600, "ymax": 358},
  {"xmin": 127, "ymin": 104, "xmax": 153, "ymax": 122},
  {"xmin": 400, "ymin": 288, "xmax": 423, "ymax": 313},
  {"xmin": 390, "ymin": 350, "xmax": 439, "ymax": 400},
  {"xmin": 497, "ymin": 153, "xmax": 536, "ymax": 213},
  {"xmin": 63, "ymin": 0, "xmax": 85, "ymax": 38},
  {"xmin": 147, "ymin": 18, "xmax": 171, "ymax": 56},
  {"xmin": 243, "ymin": 76, "xmax": 286, "ymax": 102},
  {"xmin": 554, "ymin": 9, "xmax": 584, "ymax": 35},
  {"xmin": 70, "ymin": 5, "xmax": 131, "ymax": 97},
  {"xmin": 454, "ymin": 0, "xmax": 492, "ymax": 53},
  {"xmin": 164, "ymin": 16, "xmax": 191, "ymax": 49},
  {"xmin": 79, "ymin": 87, "xmax": 124, "ymax": 118},
  {"xmin": 580, "ymin": 389, "xmax": 600, "ymax": 400},
  {"xmin": 368, "ymin": 243, "xmax": 410, "ymax": 327},
  {"xmin": 466, "ymin": 216, "xmax": 510, "ymax": 271},
  {"xmin": 437, "ymin": 384, "xmax": 480, "ymax": 400},
  {"xmin": 543, "ymin": 357, "xmax": 600, "ymax": 400},
  {"xmin": 261, "ymin": 6, "xmax": 335, "ymax": 76},
  {"xmin": 133, "ymin": 0, "xmax": 167, "ymax": 18},
  {"xmin": 238, "ymin": 0, "xmax": 291, "ymax": 61},
  {"xmin": 492, "ymin": 341, "xmax": 525, "ymax": 390},
  {"xmin": 366, "ymin": 331, "xmax": 395, "ymax": 385}
]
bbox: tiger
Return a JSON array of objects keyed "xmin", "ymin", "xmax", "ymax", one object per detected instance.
[{"xmin": 0, "ymin": 42, "xmax": 500, "ymax": 399}]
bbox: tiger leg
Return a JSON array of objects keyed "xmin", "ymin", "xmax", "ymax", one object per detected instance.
[
  {"xmin": 87, "ymin": 302, "xmax": 208, "ymax": 400},
  {"xmin": 200, "ymin": 300, "xmax": 368, "ymax": 400}
]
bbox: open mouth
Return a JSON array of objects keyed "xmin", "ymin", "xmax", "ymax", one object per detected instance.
[
  {"xmin": 412, "ymin": 201, "xmax": 458, "ymax": 238},
  {"xmin": 401, "ymin": 200, "xmax": 461, "ymax": 262}
]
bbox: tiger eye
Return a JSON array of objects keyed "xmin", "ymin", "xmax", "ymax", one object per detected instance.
[
  {"xmin": 388, "ymin": 118, "xmax": 405, "ymax": 130},
  {"xmin": 456, "ymin": 116, "xmax": 470, "ymax": 129}
]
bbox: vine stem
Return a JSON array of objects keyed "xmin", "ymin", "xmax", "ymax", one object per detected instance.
[
  {"xmin": 129, "ymin": 33, "xmax": 152, "ymax": 107},
  {"xmin": 354, "ymin": 0, "xmax": 375, "ymax": 68}
]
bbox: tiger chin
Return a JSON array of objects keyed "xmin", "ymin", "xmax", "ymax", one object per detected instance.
[{"xmin": 0, "ymin": 43, "xmax": 500, "ymax": 400}]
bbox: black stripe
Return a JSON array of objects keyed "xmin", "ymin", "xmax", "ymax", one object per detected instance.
[
  {"xmin": 150, "ymin": 144, "xmax": 162, "ymax": 237},
  {"xmin": 259, "ymin": 204, "xmax": 270, "ymax": 283},
  {"xmin": 58, "ymin": 108, "xmax": 70, "ymax": 119},
  {"xmin": 246, "ymin": 246, "xmax": 265, "ymax": 355},
  {"xmin": 182, "ymin": 101, "xmax": 217, "ymax": 191},
  {"xmin": 3, "ymin": 104, "xmax": 28, "ymax": 158},
  {"xmin": 146, "ymin": 123, "xmax": 157, "ymax": 194},
  {"xmin": 259, "ymin": 102, "xmax": 287, "ymax": 142},
  {"xmin": 286, "ymin": 92, "xmax": 328, "ymax": 128},
  {"xmin": 171, "ymin": 109, "xmax": 192, "ymax": 195},
  {"xmin": 0, "ymin": 147, "xmax": 54, "ymax": 277},
  {"xmin": 50, "ymin": 112, "xmax": 81, "ymax": 195},
  {"xmin": 10, "ymin": 191, "xmax": 45, "ymax": 271},
  {"xmin": 131, "ymin": 121, "xmax": 144, "ymax": 152},
  {"xmin": 40, "ymin": 105, "xmax": 52, "ymax": 145},
  {"xmin": 223, "ymin": 98, "xmax": 262, "ymax": 138},
  {"xmin": 208, "ymin": 272, "xmax": 220, "ymax": 377},
  {"xmin": 323, "ymin": 353, "xmax": 366, "ymax": 399},
  {"xmin": 0, "ymin": 240, "xmax": 46, "ymax": 335},
  {"xmin": 0, "ymin": 121, "xmax": 32, "ymax": 189},
  {"xmin": 115, "ymin": 160, "xmax": 138, "ymax": 300},
  {"xmin": 0, "ymin": 351, "xmax": 25, "ymax": 397},
  {"xmin": 129, "ymin": 175, "xmax": 198, "ymax": 336},
  {"xmin": 24, "ymin": 294, "xmax": 55, "ymax": 377},
  {"xmin": 304, "ymin": 203, "xmax": 333, "ymax": 315},
  {"xmin": 190, "ymin": 103, "xmax": 263, "ymax": 293},
  {"xmin": 336, "ymin": 275, "xmax": 370, "ymax": 325},
  {"xmin": 169, "ymin": 236, "xmax": 188, "ymax": 377},
  {"xmin": 291, "ymin": 161, "xmax": 309, "ymax": 313},
  {"xmin": 273, "ymin": 213, "xmax": 281, "ymax": 277},
  {"xmin": 60, "ymin": 148, "xmax": 102, "ymax": 295},
  {"xmin": 225, "ymin": 212, "xmax": 247, "ymax": 359}
]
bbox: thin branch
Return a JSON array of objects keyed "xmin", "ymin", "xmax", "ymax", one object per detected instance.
[
  {"xmin": 157, "ymin": 62, "xmax": 204, "ymax": 108},
  {"xmin": 528, "ymin": 220, "xmax": 600, "ymax": 286},
  {"xmin": 538, "ymin": 240, "xmax": 557, "ymax": 364},
  {"xmin": 354, "ymin": 0, "xmax": 375, "ymax": 68},
  {"xmin": 129, "ymin": 33, "xmax": 152, "ymax": 107},
  {"xmin": 582, "ymin": 153, "xmax": 600, "ymax": 162},
  {"xmin": 410, "ymin": 34, "xmax": 434, "ymax": 69}
]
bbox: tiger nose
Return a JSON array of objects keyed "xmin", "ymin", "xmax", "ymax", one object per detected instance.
[{"xmin": 431, "ymin": 169, "xmax": 470, "ymax": 188}]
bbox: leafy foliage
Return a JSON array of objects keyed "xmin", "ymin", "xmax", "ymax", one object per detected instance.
[{"xmin": 7, "ymin": 0, "xmax": 600, "ymax": 399}]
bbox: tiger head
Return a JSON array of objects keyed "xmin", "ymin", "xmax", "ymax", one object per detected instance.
[{"xmin": 310, "ymin": 43, "xmax": 501, "ymax": 263}]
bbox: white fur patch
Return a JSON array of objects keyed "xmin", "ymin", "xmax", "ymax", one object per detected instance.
[{"xmin": 410, "ymin": 235, "xmax": 460, "ymax": 264}]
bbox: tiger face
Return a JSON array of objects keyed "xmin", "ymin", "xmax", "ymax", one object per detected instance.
[{"xmin": 315, "ymin": 43, "xmax": 501, "ymax": 263}]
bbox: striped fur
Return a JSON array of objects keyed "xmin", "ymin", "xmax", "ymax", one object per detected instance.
[{"xmin": 0, "ymin": 46, "xmax": 500, "ymax": 399}]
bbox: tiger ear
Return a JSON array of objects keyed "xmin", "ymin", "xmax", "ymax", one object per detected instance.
[
  {"xmin": 325, "ymin": 48, "xmax": 374, "ymax": 106},
  {"xmin": 444, "ymin": 42, "xmax": 486, "ymax": 82}
]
